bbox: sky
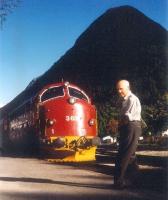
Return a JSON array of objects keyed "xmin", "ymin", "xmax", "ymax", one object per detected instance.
[{"xmin": 0, "ymin": 0, "xmax": 167, "ymax": 107}]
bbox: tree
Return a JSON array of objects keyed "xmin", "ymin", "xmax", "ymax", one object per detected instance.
[
  {"xmin": 142, "ymin": 93, "xmax": 168, "ymax": 135},
  {"xmin": 96, "ymin": 102, "xmax": 118, "ymax": 137},
  {"xmin": 0, "ymin": 0, "xmax": 21, "ymax": 29}
]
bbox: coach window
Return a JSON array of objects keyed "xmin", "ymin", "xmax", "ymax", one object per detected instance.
[
  {"xmin": 69, "ymin": 87, "xmax": 88, "ymax": 102},
  {"xmin": 41, "ymin": 86, "xmax": 64, "ymax": 102}
]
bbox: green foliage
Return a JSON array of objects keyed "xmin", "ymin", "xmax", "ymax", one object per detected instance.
[
  {"xmin": 95, "ymin": 93, "xmax": 168, "ymax": 137},
  {"xmin": 96, "ymin": 102, "xmax": 118, "ymax": 137},
  {"xmin": 142, "ymin": 93, "xmax": 168, "ymax": 135}
]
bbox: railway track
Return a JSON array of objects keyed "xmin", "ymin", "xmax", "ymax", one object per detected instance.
[{"xmin": 95, "ymin": 144, "xmax": 168, "ymax": 168}]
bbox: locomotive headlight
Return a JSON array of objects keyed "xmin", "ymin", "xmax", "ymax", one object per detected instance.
[
  {"xmin": 49, "ymin": 120, "xmax": 54, "ymax": 125},
  {"xmin": 68, "ymin": 97, "xmax": 76, "ymax": 104},
  {"xmin": 64, "ymin": 81, "xmax": 69, "ymax": 87},
  {"xmin": 47, "ymin": 119, "xmax": 55, "ymax": 126},
  {"xmin": 89, "ymin": 119, "xmax": 95, "ymax": 126}
]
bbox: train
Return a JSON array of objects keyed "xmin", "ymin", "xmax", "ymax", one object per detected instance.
[{"xmin": 0, "ymin": 82, "xmax": 100, "ymax": 161}]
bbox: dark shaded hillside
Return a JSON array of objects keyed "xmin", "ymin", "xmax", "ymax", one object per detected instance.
[
  {"xmin": 1, "ymin": 6, "xmax": 168, "ymax": 133},
  {"xmin": 34, "ymin": 5, "xmax": 167, "ymax": 104}
]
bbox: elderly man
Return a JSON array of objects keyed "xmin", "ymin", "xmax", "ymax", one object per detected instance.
[{"xmin": 114, "ymin": 80, "xmax": 142, "ymax": 189}]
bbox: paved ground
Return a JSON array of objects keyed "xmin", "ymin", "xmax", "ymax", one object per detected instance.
[{"xmin": 0, "ymin": 157, "xmax": 167, "ymax": 200}]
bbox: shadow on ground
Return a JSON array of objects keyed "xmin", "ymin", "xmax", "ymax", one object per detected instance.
[{"xmin": 59, "ymin": 161, "xmax": 168, "ymax": 193}]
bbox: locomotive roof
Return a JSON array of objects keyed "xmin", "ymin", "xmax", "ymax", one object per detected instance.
[
  {"xmin": 40, "ymin": 82, "xmax": 80, "ymax": 89},
  {"xmin": 0, "ymin": 82, "xmax": 89, "ymax": 118}
]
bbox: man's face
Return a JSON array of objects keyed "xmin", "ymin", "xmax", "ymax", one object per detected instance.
[{"xmin": 116, "ymin": 81, "xmax": 129, "ymax": 98}]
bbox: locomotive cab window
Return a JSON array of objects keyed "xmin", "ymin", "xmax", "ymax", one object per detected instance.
[
  {"xmin": 69, "ymin": 87, "xmax": 88, "ymax": 102},
  {"xmin": 41, "ymin": 86, "xmax": 64, "ymax": 102}
]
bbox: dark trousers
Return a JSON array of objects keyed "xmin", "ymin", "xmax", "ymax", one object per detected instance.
[{"xmin": 114, "ymin": 121, "xmax": 142, "ymax": 183}]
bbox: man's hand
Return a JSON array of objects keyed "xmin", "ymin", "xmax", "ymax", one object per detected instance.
[{"xmin": 119, "ymin": 116, "xmax": 129, "ymax": 126}]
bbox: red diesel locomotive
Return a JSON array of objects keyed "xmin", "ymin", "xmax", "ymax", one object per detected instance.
[{"xmin": 0, "ymin": 82, "xmax": 99, "ymax": 161}]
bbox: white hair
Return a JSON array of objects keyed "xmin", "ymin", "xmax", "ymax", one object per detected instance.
[{"xmin": 117, "ymin": 80, "xmax": 130, "ymax": 89}]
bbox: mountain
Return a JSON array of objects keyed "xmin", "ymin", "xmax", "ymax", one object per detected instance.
[{"xmin": 1, "ymin": 6, "xmax": 168, "ymax": 113}]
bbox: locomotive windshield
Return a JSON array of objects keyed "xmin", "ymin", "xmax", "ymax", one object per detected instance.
[
  {"xmin": 41, "ymin": 86, "xmax": 64, "ymax": 102},
  {"xmin": 69, "ymin": 87, "xmax": 88, "ymax": 101}
]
